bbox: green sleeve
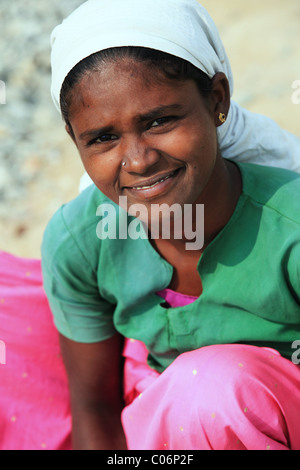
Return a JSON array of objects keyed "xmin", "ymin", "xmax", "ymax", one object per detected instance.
[{"xmin": 41, "ymin": 206, "xmax": 116, "ymax": 343}]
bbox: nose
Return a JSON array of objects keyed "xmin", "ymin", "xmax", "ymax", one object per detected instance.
[{"xmin": 121, "ymin": 135, "xmax": 160, "ymax": 174}]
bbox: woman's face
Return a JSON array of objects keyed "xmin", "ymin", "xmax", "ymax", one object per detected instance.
[{"xmin": 67, "ymin": 59, "xmax": 227, "ymax": 219}]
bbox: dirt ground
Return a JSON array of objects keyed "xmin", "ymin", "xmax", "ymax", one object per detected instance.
[{"xmin": 1, "ymin": 0, "xmax": 300, "ymax": 259}]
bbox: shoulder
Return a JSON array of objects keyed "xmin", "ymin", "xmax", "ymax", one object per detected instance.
[
  {"xmin": 41, "ymin": 185, "xmax": 151, "ymax": 278},
  {"xmin": 41, "ymin": 186, "xmax": 119, "ymax": 342},
  {"xmin": 42, "ymin": 185, "xmax": 115, "ymax": 272},
  {"xmin": 237, "ymin": 162, "xmax": 300, "ymax": 225}
]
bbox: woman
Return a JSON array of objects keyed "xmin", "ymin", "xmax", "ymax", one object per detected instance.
[
  {"xmin": 2, "ymin": 0, "xmax": 300, "ymax": 450},
  {"xmin": 41, "ymin": 0, "xmax": 300, "ymax": 450}
]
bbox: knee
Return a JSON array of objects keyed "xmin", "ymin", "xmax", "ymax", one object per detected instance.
[
  {"xmin": 170, "ymin": 343, "xmax": 281, "ymax": 384},
  {"xmin": 164, "ymin": 344, "xmax": 284, "ymax": 412},
  {"xmin": 123, "ymin": 344, "xmax": 295, "ymax": 449},
  {"xmin": 164, "ymin": 345, "xmax": 291, "ymax": 448}
]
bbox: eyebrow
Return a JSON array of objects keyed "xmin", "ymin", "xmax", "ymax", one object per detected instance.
[
  {"xmin": 79, "ymin": 125, "xmax": 114, "ymax": 141},
  {"xmin": 136, "ymin": 104, "xmax": 185, "ymax": 123},
  {"xmin": 79, "ymin": 104, "xmax": 185, "ymax": 141}
]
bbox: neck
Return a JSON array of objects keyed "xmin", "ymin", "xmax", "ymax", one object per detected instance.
[
  {"xmin": 199, "ymin": 158, "xmax": 242, "ymax": 247},
  {"xmin": 151, "ymin": 158, "xmax": 242, "ymax": 257}
]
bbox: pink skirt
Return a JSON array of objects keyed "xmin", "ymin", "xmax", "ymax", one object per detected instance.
[{"xmin": 1, "ymin": 251, "xmax": 300, "ymax": 450}]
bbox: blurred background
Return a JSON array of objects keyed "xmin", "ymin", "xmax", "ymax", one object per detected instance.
[{"xmin": 0, "ymin": 0, "xmax": 299, "ymax": 259}]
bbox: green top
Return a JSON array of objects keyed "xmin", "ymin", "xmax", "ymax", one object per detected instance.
[{"xmin": 42, "ymin": 162, "xmax": 300, "ymax": 372}]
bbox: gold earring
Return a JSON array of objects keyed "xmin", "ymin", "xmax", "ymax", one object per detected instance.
[{"xmin": 219, "ymin": 113, "xmax": 226, "ymax": 124}]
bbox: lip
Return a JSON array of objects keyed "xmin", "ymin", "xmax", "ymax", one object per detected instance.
[{"xmin": 123, "ymin": 168, "xmax": 183, "ymax": 199}]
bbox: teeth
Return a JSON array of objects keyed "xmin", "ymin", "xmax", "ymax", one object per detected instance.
[{"xmin": 134, "ymin": 174, "xmax": 172, "ymax": 190}]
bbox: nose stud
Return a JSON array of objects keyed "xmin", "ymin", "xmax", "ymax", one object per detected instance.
[{"xmin": 122, "ymin": 161, "xmax": 126, "ymax": 167}]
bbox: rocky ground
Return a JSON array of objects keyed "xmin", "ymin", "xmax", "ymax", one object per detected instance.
[{"xmin": 1, "ymin": 0, "xmax": 300, "ymax": 258}]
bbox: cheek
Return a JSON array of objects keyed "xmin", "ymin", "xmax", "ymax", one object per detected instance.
[
  {"xmin": 79, "ymin": 152, "xmax": 120, "ymax": 198},
  {"xmin": 176, "ymin": 123, "xmax": 217, "ymax": 168}
]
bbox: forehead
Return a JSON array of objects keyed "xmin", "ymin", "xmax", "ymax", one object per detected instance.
[{"xmin": 67, "ymin": 58, "xmax": 194, "ymax": 119}]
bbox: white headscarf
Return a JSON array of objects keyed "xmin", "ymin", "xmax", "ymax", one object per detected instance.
[{"xmin": 50, "ymin": 0, "xmax": 300, "ymax": 189}]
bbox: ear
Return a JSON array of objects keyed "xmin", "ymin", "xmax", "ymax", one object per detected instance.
[{"xmin": 209, "ymin": 72, "xmax": 231, "ymax": 128}]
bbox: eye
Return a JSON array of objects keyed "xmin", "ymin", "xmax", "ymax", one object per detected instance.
[
  {"xmin": 87, "ymin": 134, "xmax": 118, "ymax": 146},
  {"xmin": 95, "ymin": 134, "xmax": 118, "ymax": 143},
  {"xmin": 150, "ymin": 117, "xmax": 173, "ymax": 128}
]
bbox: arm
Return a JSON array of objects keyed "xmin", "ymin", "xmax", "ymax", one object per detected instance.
[{"xmin": 59, "ymin": 332, "xmax": 127, "ymax": 450}]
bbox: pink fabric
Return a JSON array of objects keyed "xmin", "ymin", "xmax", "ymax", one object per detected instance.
[
  {"xmin": 121, "ymin": 291, "xmax": 300, "ymax": 450},
  {"xmin": 1, "ymin": 251, "xmax": 300, "ymax": 450},
  {"xmin": 122, "ymin": 341, "xmax": 300, "ymax": 450},
  {"xmin": 156, "ymin": 288, "xmax": 198, "ymax": 308},
  {"xmin": 0, "ymin": 251, "xmax": 71, "ymax": 450}
]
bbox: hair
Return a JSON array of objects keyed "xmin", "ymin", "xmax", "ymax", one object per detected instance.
[{"xmin": 60, "ymin": 46, "xmax": 213, "ymax": 129}]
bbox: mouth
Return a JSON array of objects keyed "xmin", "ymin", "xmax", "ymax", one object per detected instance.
[{"xmin": 123, "ymin": 168, "xmax": 182, "ymax": 199}]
